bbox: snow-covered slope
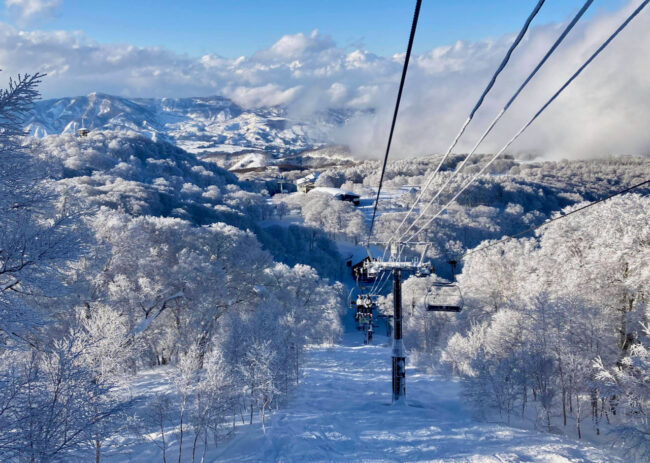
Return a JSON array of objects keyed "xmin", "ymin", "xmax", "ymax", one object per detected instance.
[
  {"xmin": 25, "ymin": 93, "xmax": 352, "ymax": 157},
  {"xmin": 213, "ymin": 323, "xmax": 621, "ymax": 462}
]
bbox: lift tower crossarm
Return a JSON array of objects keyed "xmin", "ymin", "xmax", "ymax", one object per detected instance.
[{"xmin": 365, "ymin": 260, "xmax": 432, "ymax": 275}]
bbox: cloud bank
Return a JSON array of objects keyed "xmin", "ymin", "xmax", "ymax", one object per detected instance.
[{"xmin": 0, "ymin": 1, "xmax": 649, "ymax": 159}]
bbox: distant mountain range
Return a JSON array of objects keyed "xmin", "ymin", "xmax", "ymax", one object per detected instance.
[{"xmin": 25, "ymin": 93, "xmax": 358, "ymax": 158}]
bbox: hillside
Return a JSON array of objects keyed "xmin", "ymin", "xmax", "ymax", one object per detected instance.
[{"xmin": 24, "ymin": 93, "xmax": 357, "ymax": 158}]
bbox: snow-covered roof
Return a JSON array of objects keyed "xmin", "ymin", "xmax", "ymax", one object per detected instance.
[
  {"xmin": 310, "ymin": 187, "xmax": 360, "ymax": 198},
  {"xmin": 296, "ymin": 172, "xmax": 320, "ymax": 185}
]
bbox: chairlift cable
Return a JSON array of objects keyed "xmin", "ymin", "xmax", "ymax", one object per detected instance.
[
  {"xmin": 370, "ymin": 267, "xmax": 391, "ymax": 296},
  {"xmin": 369, "ymin": 240, "xmax": 408, "ymax": 297},
  {"xmin": 369, "ymin": 256, "xmax": 391, "ymax": 296},
  {"xmin": 392, "ymin": 0, "xmax": 547, "ymax": 241},
  {"xmin": 367, "ymin": 246, "xmax": 391, "ymax": 295},
  {"xmin": 460, "ymin": 178, "xmax": 650, "ymax": 260},
  {"xmin": 397, "ymin": 0, "xmax": 592, "ymax": 242},
  {"xmin": 402, "ymin": 0, "xmax": 650, "ymax": 243},
  {"xmin": 374, "ymin": 270, "xmax": 394, "ymax": 297},
  {"xmin": 367, "ymin": 0, "xmax": 422, "ymax": 244}
]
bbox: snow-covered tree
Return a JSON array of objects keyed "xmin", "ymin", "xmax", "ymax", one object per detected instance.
[
  {"xmin": 595, "ymin": 322, "xmax": 650, "ymax": 460},
  {"xmin": 0, "ymin": 334, "xmax": 127, "ymax": 463},
  {"xmin": 438, "ymin": 194, "xmax": 649, "ymax": 444},
  {"xmin": 0, "ymin": 73, "xmax": 83, "ymax": 345},
  {"xmin": 190, "ymin": 347, "xmax": 232, "ymax": 462},
  {"xmin": 238, "ymin": 340, "xmax": 279, "ymax": 431}
]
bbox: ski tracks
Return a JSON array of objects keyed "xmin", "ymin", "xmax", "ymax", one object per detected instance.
[{"xmin": 215, "ymin": 334, "xmax": 622, "ymax": 462}]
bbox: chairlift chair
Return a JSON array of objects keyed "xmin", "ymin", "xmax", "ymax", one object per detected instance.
[
  {"xmin": 425, "ymin": 282, "xmax": 463, "ymax": 312},
  {"xmin": 414, "ymin": 266, "xmax": 431, "ymax": 277},
  {"xmin": 354, "ymin": 294, "xmax": 376, "ymax": 330},
  {"xmin": 77, "ymin": 117, "xmax": 89, "ymax": 137}
]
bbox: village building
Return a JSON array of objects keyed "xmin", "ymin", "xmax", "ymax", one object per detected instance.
[
  {"xmin": 295, "ymin": 172, "xmax": 320, "ymax": 193},
  {"xmin": 310, "ymin": 187, "xmax": 361, "ymax": 206}
]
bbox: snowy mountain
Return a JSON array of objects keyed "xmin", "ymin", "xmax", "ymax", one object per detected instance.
[{"xmin": 25, "ymin": 93, "xmax": 354, "ymax": 157}]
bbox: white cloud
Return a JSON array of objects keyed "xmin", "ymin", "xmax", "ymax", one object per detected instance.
[
  {"xmin": 0, "ymin": 0, "xmax": 649, "ymax": 159},
  {"xmin": 5, "ymin": 0, "xmax": 61, "ymax": 24},
  {"xmin": 228, "ymin": 83, "xmax": 302, "ymax": 108}
]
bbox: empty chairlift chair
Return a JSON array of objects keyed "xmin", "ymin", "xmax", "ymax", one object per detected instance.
[
  {"xmin": 77, "ymin": 117, "xmax": 89, "ymax": 137},
  {"xmin": 425, "ymin": 283, "xmax": 463, "ymax": 312}
]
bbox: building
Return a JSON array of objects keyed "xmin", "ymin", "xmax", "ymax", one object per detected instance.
[
  {"xmin": 295, "ymin": 172, "xmax": 320, "ymax": 193},
  {"xmin": 350, "ymin": 256, "xmax": 377, "ymax": 284},
  {"xmin": 310, "ymin": 187, "xmax": 361, "ymax": 206}
]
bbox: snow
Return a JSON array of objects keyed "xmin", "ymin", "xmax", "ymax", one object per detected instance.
[
  {"xmin": 25, "ymin": 93, "xmax": 344, "ymax": 157},
  {"xmin": 213, "ymin": 314, "xmax": 621, "ymax": 462},
  {"xmin": 310, "ymin": 186, "xmax": 360, "ymax": 198},
  {"xmin": 227, "ymin": 153, "xmax": 268, "ymax": 170},
  {"xmin": 296, "ymin": 172, "xmax": 320, "ymax": 185},
  {"xmin": 356, "ymin": 186, "xmax": 413, "ymax": 225}
]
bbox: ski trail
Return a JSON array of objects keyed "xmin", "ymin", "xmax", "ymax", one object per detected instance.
[{"xmin": 215, "ymin": 327, "xmax": 620, "ymax": 462}]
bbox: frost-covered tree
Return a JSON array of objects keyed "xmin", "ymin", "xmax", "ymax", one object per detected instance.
[
  {"xmin": 90, "ymin": 210, "xmax": 271, "ymax": 365},
  {"xmin": 438, "ymin": 194, "xmax": 650, "ymax": 444},
  {"xmin": 238, "ymin": 340, "xmax": 279, "ymax": 431},
  {"xmin": 168, "ymin": 345, "xmax": 201, "ymax": 463},
  {"xmin": 595, "ymin": 322, "xmax": 650, "ymax": 460},
  {"xmin": 276, "ymin": 191, "xmax": 367, "ymax": 242},
  {"xmin": 190, "ymin": 347, "xmax": 232, "ymax": 462},
  {"xmin": 69, "ymin": 304, "xmax": 138, "ymax": 462},
  {"xmin": 0, "ymin": 73, "xmax": 83, "ymax": 344},
  {"xmin": 0, "ymin": 334, "xmax": 127, "ymax": 463}
]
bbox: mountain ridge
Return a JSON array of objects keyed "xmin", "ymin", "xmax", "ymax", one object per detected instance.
[{"xmin": 25, "ymin": 92, "xmax": 356, "ymax": 158}]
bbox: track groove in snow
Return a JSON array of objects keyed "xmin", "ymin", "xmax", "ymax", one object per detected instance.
[{"xmin": 215, "ymin": 321, "xmax": 620, "ymax": 462}]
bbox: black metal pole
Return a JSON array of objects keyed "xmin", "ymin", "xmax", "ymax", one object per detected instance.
[{"xmin": 392, "ymin": 269, "xmax": 406, "ymax": 403}]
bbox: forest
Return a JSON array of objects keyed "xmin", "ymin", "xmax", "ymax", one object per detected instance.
[
  {"xmin": 1, "ymin": 73, "xmax": 649, "ymax": 462},
  {"xmin": 275, "ymin": 138, "xmax": 650, "ymax": 459},
  {"xmin": 0, "ymin": 75, "xmax": 344, "ymax": 462}
]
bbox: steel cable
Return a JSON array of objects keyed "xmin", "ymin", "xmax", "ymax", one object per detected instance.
[
  {"xmin": 392, "ymin": 0, "xmax": 547, "ymax": 241},
  {"xmin": 398, "ymin": 0, "xmax": 593, "ymax": 242},
  {"xmin": 403, "ymin": 0, "xmax": 650, "ymax": 243},
  {"xmin": 367, "ymin": 0, "xmax": 422, "ymax": 244}
]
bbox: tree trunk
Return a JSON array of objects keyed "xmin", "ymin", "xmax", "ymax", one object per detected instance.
[
  {"xmin": 261, "ymin": 401, "xmax": 267, "ymax": 434},
  {"xmin": 601, "ymin": 397, "xmax": 610, "ymax": 424},
  {"xmin": 160, "ymin": 419, "xmax": 168, "ymax": 463},
  {"xmin": 569, "ymin": 378, "xmax": 573, "ymax": 413},
  {"xmin": 521, "ymin": 386, "xmax": 527, "ymax": 417},
  {"xmin": 576, "ymin": 396, "xmax": 582, "ymax": 439},
  {"xmin": 562, "ymin": 387, "xmax": 567, "ymax": 427},
  {"xmin": 591, "ymin": 388, "xmax": 600, "ymax": 436},
  {"xmin": 95, "ymin": 437, "xmax": 101, "ymax": 463},
  {"xmin": 192, "ymin": 431, "xmax": 200, "ymax": 463},
  {"xmin": 200, "ymin": 431, "xmax": 208, "ymax": 463},
  {"xmin": 178, "ymin": 408, "xmax": 185, "ymax": 463}
]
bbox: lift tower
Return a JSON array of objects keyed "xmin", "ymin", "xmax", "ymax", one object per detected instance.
[
  {"xmin": 365, "ymin": 245, "xmax": 431, "ymax": 403},
  {"xmin": 392, "ymin": 268, "xmax": 404, "ymax": 402}
]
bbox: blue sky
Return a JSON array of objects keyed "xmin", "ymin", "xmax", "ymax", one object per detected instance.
[{"xmin": 3, "ymin": 0, "xmax": 627, "ymax": 58}]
